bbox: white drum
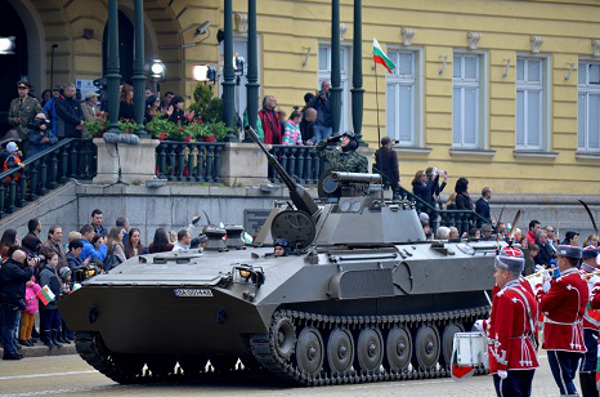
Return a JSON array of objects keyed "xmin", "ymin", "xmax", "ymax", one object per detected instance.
[{"xmin": 452, "ymin": 331, "xmax": 489, "ymax": 369}]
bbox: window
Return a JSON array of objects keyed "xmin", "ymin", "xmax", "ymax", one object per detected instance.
[
  {"xmin": 516, "ymin": 59, "xmax": 543, "ymax": 150},
  {"xmin": 318, "ymin": 44, "xmax": 351, "ymax": 133},
  {"xmin": 578, "ymin": 61, "xmax": 600, "ymax": 151},
  {"xmin": 453, "ymin": 55, "xmax": 480, "ymax": 148},
  {"xmin": 386, "ymin": 51, "xmax": 419, "ymax": 145}
]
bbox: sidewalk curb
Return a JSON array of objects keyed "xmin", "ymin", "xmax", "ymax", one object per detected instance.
[{"xmin": 2, "ymin": 344, "xmax": 77, "ymax": 358}]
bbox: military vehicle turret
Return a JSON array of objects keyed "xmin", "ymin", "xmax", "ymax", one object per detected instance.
[{"xmin": 59, "ymin": 126, "xmax": 495, "ymax": 386}]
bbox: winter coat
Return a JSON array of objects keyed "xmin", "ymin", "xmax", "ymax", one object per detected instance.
[
  {"xmin": 374, "ymin": 147, "xmax": 400, "ymax": 187},
  {"xmin": 24, "ymin": 282, "xmax": 41, "ymax": 314},
  {"xmin": 54, "ymin": 96, "xmax": 84, "ymax": 138},
  {"xmin": 0, "ymin": 259, "xmax": 34, "ymax": 309},
  {"xmin": 455, "ymin": 192, "xmax": 474, "ymax": 211},
  {"xmin": 27, "ymin": 127, "xmax": 58, "ymax": 157},
  {"xmin": 66, "ymin": 252, "xmax": 84, "ymax": 271},
  {"xmin": 39, "ymin": 266, "xmax": 61, "ymax": 310},
  {"xmin": 80, "ymin": 239, "xmax": 107, "ymax": 263},
  {"xmin": 307, "ymin": 95, "xmax": 332, "ymax": 128},
  {"xmin": 282, "ymin": 120, "xmax": 303, "ymax": 145},
  {"xmin": 411, "ymin": 175, "xmax": 439, "ymax": 208}
]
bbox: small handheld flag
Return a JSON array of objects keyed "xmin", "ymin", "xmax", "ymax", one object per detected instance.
[
  {"xmin": 36, "ymin": 285, "xmax": 55, "ymax": 306},
  {"xmin": 373, "ymin": 38, "xmax": 396, "ymax": 73}
]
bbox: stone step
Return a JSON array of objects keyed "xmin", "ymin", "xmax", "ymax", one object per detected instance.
[{"xmin": 1, "ymin": 343, "xmax": 76, "ymax": 358}]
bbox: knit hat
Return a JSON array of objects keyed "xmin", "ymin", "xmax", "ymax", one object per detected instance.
[
  {"xmin": 6, "ymin": 141, "xmax": 18, "ymax": 153},
  {"xmin": 495, "ymin": 246, "xmax": 525, "ymax": 273},
  {"xmin": 58, "ymin": 267, "xmax": 72, "ymax": 280}
]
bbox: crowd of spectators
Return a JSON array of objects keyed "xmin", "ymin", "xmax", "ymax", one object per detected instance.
[{"xmin": 0, "ymin": 209, "xmax": 207, "ymax": 360}]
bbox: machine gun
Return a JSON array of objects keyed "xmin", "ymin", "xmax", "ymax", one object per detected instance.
[{"xmin": 245, "ymin": 126, "xmax": 319, "ymax": 218}]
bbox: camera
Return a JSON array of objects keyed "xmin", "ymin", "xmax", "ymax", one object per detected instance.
[{"xmin": 31, "ymin": 255, "xmax": 46, "ymax": 266}]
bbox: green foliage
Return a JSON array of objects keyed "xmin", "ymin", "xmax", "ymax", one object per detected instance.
[
  {"xmin": 84, "ymin": 115, "xmax": 108, "ymax": 138},
  {"xmin": 203, "ymin": 122, "xmax": 229, "ymax": 140},
  {"xmin": 189, "ymin": 83, "xmax": 214, "ymax": 115},
  {"xmin": 118, "ymin": 119, "xmax": 143, "ymax": 135},
  {"xmin": 203, "ymin": 98, "xmax": 224, "ymax": 124},
  {"xmin": 146, "ymin": 117, "xmax": 175, "ymax": 139}
]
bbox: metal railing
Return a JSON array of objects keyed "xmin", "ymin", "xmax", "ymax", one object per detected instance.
[
  {"xmin": 268, "ymin": 145, "xmax": 328, "ymax": 185},
  {"xmin": 397, "ymin": 186, "xmax": 490, "ymax": 235},
  {"xmin": 0, "ymin": 138, "xmax": 97, "ymax": 219},
  {"xmin": 155, "ymin": 141, "xmax": 225, "ymax": 183}
]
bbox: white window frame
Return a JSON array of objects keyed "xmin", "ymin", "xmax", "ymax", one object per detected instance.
[
  {"xmin": 578, "ymin": 59, "xmax": 600, "ymax": 152},
  {"xmin": 452, "ymin": 51, "xmax": 489, "ymax": 149},
  {"xmin": 385, "ymin": 47, "xmax": 424, "ymax": 147},
  {"xmin": 515, "ymin": 55, "xmax": 551, "ymax": 151},
  {"xmin": 318, "ymin": 42, "xmax": 352, "ymax": 134}
]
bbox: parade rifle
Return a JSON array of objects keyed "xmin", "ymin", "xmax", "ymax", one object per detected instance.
[{"xmin": 245, "ymin": 126, "xmax": 320, "ymax": 218}]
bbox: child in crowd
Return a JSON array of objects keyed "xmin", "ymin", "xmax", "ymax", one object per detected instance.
[
  {"xmin": 19, "ymin": 277, "xmax": 41, "ymax": 346},
  {"xmin": 67, "ymin": 238, "xmax": 87, "ymax": 271},
  {"xmin": 38, "ymin": 251, "xmax": 63, "ymax": 348},
  {"xmin": 282, "ymin": 110, "xmax": 303, "ymax": 146},
  {"xmin": 58, "ymin": 267, "xmax": 74, "ymax": 342}
]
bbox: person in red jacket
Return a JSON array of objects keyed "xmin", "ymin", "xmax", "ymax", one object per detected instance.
[
  {"xmin": 579, "ymin": 245, "xmax": 600, "ymax": 396},
  {"xmin": 538, "ymin": 245, "xmax": 588, "ymax": 396},
  {"xmin": 484, "ymin": 246, "xmax": 539, "ymax": 396}
]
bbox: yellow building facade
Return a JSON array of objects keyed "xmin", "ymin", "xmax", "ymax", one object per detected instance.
[{"xmin": 5, "ymin": 0, "xmax": 600, "ymax": 195}]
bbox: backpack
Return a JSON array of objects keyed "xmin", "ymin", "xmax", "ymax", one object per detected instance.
[{"xmin": 102, "ymin": 253, "xmax": 120, "ymax": 272}]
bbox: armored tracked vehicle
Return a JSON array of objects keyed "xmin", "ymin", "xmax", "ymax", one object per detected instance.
[{"xmin": 59, "ymin": 127, "xmax": 495, "ymax": 386}]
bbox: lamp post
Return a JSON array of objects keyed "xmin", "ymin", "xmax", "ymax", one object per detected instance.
[
  {"xmin": 146, "ymin": 59, "xmax": 165, "ymax": 98},
  {"xmin": 132, "ymin": 0, "xmax": 148, "ymax": 138},
  {"xmin": 222, "ymin": 0, "xmax": 237, "ymax": 142},
  {"xmin": 105, "ymin": 0, "xmax": 122, "ymax": 134},
  {"xmin": 245, "ymin": 0, "xmax": 259, "ymax": 143},
  {"xmin": 330, "ymin": 0, "xmax": 342, "ymax": 136},
  {"xmin": 351, "ymin": 0, "xmax": 365, "ymax": 145}
]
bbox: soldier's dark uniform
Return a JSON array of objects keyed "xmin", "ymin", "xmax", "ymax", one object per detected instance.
[
  {"xmin": 314, "ymin": 131, "xmax": 368, "ymax": 173},
  {"xmin": 7, "ymin": 80, "xmax": 45, "ymax": 146}
]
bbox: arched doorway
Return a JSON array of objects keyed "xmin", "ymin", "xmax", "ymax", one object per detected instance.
[
  {"xmin": 0, "ymin": 0, "xmax": 45, "ymax": 134},
  {"xmin": 102, "ymin": 10, "xmax": 135, "ymax": 84}
]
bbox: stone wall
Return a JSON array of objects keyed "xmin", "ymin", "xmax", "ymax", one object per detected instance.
[{"xmin": 2, "ymin": 180, "xmax": 600, "ymax": 247}]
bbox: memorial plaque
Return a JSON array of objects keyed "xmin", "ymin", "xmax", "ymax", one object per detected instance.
[{"xmin": 244, "ymin": 209, "xmax": 272, "ymax": 236}]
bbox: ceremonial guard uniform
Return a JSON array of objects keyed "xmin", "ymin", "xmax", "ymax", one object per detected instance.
[
  {"xmin": 7, "ymin": 80, "xmax": 45, "ymax": 145},
  {"xmin": 579, "ymin": 246, "xmax": 600, "ymax": 397},
  {"xmin": 484, "ymin": 247, "xmax": 539, "ymax": 397},
  {"xmin": 538, "ymin": 245, "xmax": 588, "ymax": 396}
]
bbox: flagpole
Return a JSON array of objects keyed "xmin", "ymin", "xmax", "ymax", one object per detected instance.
[{"xmin": 374, "ymin": 62, "xmax": 381, "ymax": 157}]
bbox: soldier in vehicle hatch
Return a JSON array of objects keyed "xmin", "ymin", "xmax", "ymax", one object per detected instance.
[{"xmin": 314, "ymin": 130, "xmax": 368, "ymax": 173}]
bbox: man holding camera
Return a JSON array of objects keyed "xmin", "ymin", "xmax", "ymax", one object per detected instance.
[
  {"xmin": 0, "ymin": 249, "xmax": 38, "ymax": 360},
  {"xmin": 27, "ymin": 113, "xmax": 57, "ymax": 157}
]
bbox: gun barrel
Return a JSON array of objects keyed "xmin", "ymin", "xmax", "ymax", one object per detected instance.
[{"xmin": 332, "ymin": 172, "xmax": 382, "ymax": 184}]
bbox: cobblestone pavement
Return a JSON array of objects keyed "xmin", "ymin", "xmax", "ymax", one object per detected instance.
[{"xmin": 0, "ymin": 354, "xmax": 559, "ymax": 396}]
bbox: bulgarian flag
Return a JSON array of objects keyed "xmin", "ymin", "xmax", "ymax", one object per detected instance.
[
  {"xmin": 37, "ymin": 285, "xmax": 55, "ymax": 306},
  {"xmin": 373, "ymin": 38, "xmax": 396, "ymax": 73}
]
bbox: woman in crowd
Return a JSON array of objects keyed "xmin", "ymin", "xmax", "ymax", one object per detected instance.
[
  {"xmin": 445, "ymin": 192, "xmax": 457, "ymax": 210},
  {"xmin": 119, "ymin": 84, "xmax": 135, "ymax": 120},
  {"xmin": 411, "ymin": 170, "xmax": 440, "ymax": 207},
  {"xmin": 582, "ymin": 234, "xmax": 599, "ymax": 247},
  {"xmin": 124, "ymin": 228, "xmax": 146, "ymax": 259},
  {"xmin": 168, "ymin": 96, "xmax": 194, "ymax": 126},
  {"xmin": 454, "ymin": 177, "xmax": 473, "ymax": 210},
  {"xmin": 145, "ymin": 95, "xmax": 162, "ymax": 123},
  {"xmin": 148, "ymin": 228, "xmax": 174, "ymax": 253},
  {"xmin": 106, "ymin": 227, "xmax": 126, "ymax": 264},
  {"xmin": 0, "ymin": 229, "xmax": 18, "ymax": 261}
]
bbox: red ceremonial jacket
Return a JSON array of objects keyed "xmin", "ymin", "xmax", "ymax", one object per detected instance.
[
  {"xmin": 486, "ymin": 279, "xmax": 539, "ymax": 373},
  {"xmin": 539, "ymin": 267, "xmax": 588, "ymax": 352},
  {"xmin": 582, "ymin": 273, "xmax": 600, "ymax": 331}
]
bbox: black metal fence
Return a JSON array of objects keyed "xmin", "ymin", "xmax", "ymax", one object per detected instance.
[
  {"xmin": 268, "ymin": 145, "xmax": 328, "ymax": 185},
  {"xmin": 155, "ymin": 141, "xmax": 225, "ymax": 183},
  {"xmin": 0, "ymin": 138, "xmax": 97, "ymax": 219},
  {"xmin": 397, "ymin": 186, "xmax": 489, "ymax": 235}
]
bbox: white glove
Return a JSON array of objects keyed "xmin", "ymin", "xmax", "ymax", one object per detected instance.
[
  {"xmin": 473, "ymin": 320, "xmax": 484, "ymax": 332},
  {"xmin": 542, "ymin": 279, "xmax": 551, "ymax": 294},
  {"xmin": 497, "ymin": 370, "xmax": 508, "ymax": 380}
]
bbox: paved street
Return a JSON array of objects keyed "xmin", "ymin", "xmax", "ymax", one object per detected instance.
[{"xmin": 0, "ymin": 354, "xmax": 560, "ymax": 396}]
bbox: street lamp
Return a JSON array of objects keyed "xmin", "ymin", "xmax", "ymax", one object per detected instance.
[
  {"xmin": 146, "ymin": 59, "xmax": 166, "ymax": 96},
  {"xmin": 192, "ymin": 65, "xmax": 217, "ymax": 83},
  {"xmin": 0, "ymin": 37, "xmax": 16, "ymax": 55}
]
